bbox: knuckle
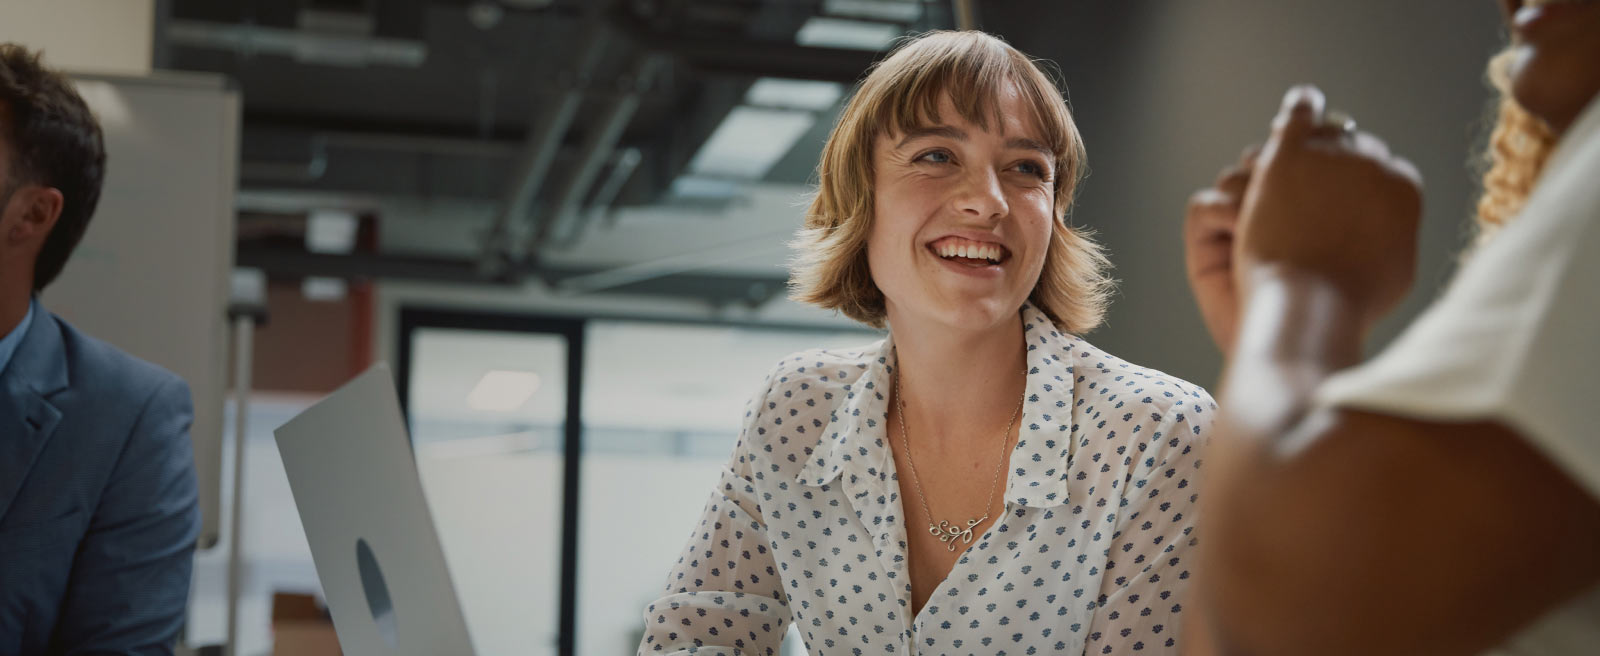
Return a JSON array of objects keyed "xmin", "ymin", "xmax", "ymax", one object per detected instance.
[{"xmin": 1187, "ymin": 188, "xmax": 1219, "ymax": 207}]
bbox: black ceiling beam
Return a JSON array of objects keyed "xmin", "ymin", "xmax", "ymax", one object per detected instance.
[
  {"xmin": 635, "ymin": 36, "xmax": 880, "ymax": 83},
  {"xmin": 611, "ymin": 13, "xmax": 882, "ymax": 83},
  {"xmin": 236, "ymin": 248, "xmax": 493, "ymax": 284},
  {"xmin": 235, "ymin": 246, "xmax": 790, "ymax": 306}
]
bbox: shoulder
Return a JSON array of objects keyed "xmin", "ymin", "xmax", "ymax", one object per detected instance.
[
  {"xmin": 53, "ymin": 313, "xmax": 192, "ymax": 417},
  {"xmin": 31, "ymin": 314, "xmax": 196, "ymax": 512},
  {"xmin": 751, "ymin": 341, "xmax": 885, "ymax": 411},
  {"xmin": 734, "ymin": 341, "xmax": 883, "ymax": 462},
  {"xmin": 1066, "ymin": 335, "xmax": 1216, "ymax": 437}
]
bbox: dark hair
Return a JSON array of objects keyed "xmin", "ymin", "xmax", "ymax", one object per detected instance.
[{"xmin": 0, "ymin": 44, "xmax": 105, "ymax": 291}]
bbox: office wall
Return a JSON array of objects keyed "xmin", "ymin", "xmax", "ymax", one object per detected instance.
[
  {"xmin": 0, "ymin": 0, "xmax": 153, "ymax": 76},
  {"xmin": 250, "ymin": 281, "xmax": 376, "ymax": 393},
  {"xmin": 987, "ymin": 0, "xmax": 1507, "ymax": 386}
]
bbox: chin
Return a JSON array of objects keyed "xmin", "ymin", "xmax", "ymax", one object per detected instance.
[
  {"xmin": 1511, "ymin": 58, "xmax": 1562, "ymax": 128},
  {"xmin": 925, "ymin": 294, "xmax": 1022, "ymax": 332},
  {"xmin": 1508, "ymin": 46, "xmax": 1600, "ymax": 134}
]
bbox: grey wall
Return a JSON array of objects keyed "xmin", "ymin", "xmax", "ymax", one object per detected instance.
[{"xmin": 984, "ymin": 0, "xmax": 1507, "ymax": 387}]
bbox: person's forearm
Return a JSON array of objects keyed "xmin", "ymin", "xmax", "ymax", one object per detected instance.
[
  {"xmin": 1195, "ymin": 267, "xmax": 1367, "ymax": 655},
  {"xmin": 1217, "ymin": 267, "xmax": 1365, "ymax": 441}
]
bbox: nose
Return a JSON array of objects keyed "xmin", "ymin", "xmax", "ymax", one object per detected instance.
[{"xmin": 952, "ymin": 166, "xmax": 1008, "ymax": 223}]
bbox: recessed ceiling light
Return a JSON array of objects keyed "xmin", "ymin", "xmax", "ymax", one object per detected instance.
[
  {"xmin": 301, "ymin": 276, "xmax": 347, "ymax": 301},
  {"xmin": 307, "ymin": 208, "xmax": 358, "ymax": 253}
]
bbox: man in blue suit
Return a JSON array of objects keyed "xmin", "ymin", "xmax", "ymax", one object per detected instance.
[{"xmin": 0, "ymin": 45, "xmax": 199, "ymax": 654}]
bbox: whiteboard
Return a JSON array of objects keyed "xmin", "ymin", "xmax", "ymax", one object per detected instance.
[{"xmin": 42, "ymin": 71, "xmax": 237, "ymax": 548}]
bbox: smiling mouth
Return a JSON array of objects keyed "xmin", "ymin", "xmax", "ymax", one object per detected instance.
[{"xmin": 930, "ymin": 239, "xmax": 1010, "ymax": 266}]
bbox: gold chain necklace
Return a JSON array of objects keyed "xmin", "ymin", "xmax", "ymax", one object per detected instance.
[{"xmin": 894, "ymin": 371, "xmax": 1024, "ymax": 552}]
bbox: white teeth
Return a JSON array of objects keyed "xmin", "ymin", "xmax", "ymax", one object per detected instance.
[{"xmin": 934, "ymin": 240, "xmax": 1005, "ymax": 263}]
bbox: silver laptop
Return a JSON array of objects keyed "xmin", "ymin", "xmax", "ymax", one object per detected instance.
[{"xmin": 274, "ymin": 363, "xmax": 478, "ymax": 655}]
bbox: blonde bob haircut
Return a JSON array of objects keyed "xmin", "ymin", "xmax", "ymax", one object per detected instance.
[{"xmin": 788, "ymin": 30, "xmax": 1112, "ymax": 332}]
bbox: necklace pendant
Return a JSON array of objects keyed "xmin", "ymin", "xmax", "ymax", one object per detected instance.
[{"xmin": 929, "ymin": 516, "xmax": 987, "ymax": 552}]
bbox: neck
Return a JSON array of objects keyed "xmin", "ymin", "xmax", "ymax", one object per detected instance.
[
  {"xmin": 0, "ymin": 272, "xmax": 30, "ymax": 339},
  {"xmin": 889, "ymin": 306, "xmax": 1027, "ymax": 441}
]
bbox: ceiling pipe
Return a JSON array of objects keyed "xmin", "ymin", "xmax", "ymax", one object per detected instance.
[
  {"xmin": 240, "ymin": 134, "xmax": 328, "ymax": 183},
  {"xmin": 588, "ymin": 147, "xmax": 643, "ymax": 229},
  {"xmin": 550, "ymin": 230, "xmax": 790, "ymax": 297},
  {"xmin": 478, "ymin": 15, "xmax": 612, "ymax": 275},
  {"xmin": 531, "ymin": 53, "xmax": 665, "ymax": 254},
  {"xmin": 955, "ymin": 0, "xmax": 978, "ymax": 30},
  {"xmin": 165, "ymin": 19, "xmax": 428, "ymax": 67}
]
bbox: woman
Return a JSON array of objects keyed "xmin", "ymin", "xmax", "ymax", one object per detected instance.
[
  {"xmin": 639, "ymin": 31, "xmax": 1214, "ymax": 655},
  {"xmin": 1181, "ymin": 0, "xmax": 1600, "ymax": 654}
]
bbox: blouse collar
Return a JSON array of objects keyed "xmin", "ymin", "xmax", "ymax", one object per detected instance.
[{"xmin": 795, "ymin": 301, "xmax": 1079, "ymax": 510}]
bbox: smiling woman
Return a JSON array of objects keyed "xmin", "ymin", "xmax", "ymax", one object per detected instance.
[
  {"xmin": 638, "ymin": 31, "xmax": 1216, "ymax": 656},
  {"xmin": 789, "ymin": 30, "xmax": 1109, "ymax": 333}
]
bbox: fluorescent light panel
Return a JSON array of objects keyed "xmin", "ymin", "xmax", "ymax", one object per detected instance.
[
  {"xmin": 466, "ymin": 370, "xmax": 542, "ymax": 412},
  {"xmin": 822, "ymin": 0, "xmax": 922, "ymax": 22},
  {"xmin": 688, "ymin": 106, "xmax": 816, "ymax": 180},
  {"xmin": 670, "ymin": 175, "xmax": 747, "ymax": 199},
  {"xmin": 745, "ymin": 78, "xmax": 844, "ymax": 111},
  {"xmin": 795, "ymin": 16, "xmax": 900, "ymax": 50}
]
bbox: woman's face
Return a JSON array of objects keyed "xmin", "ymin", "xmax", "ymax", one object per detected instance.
[
  {"xmin": 1500, "ymin": 0, "xmax": 1600, "ymax": 134},
  {"xmin": 866, "ymin": 82, "xmax": 1056, "ymax": 334}
]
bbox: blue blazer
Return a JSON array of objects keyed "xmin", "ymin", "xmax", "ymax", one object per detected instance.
[{"xmin": 0, "ymin": 306, "xmax": 200, "ymax": 655}]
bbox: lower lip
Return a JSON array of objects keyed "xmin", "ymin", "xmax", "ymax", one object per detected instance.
[
  {"xmin": 931, "ymin": 250, "xmax": 1005, "ymax": 278},
  {"xmin": 1514, "ymin": 2, "xmax": 1594, "ymax": 38}
]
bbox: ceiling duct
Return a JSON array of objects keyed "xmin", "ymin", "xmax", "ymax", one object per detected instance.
[{"xmin": 165, "ymin": 0, "xmax": 427, "ymax": 67}]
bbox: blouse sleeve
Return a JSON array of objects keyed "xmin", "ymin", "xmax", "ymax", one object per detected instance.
[
  {"xmin": 1085, "ymin": 396, "xmax": 1213, "ymax": 654},
  {"xmin": 638, "ymin": 374, "xmax": 793, "ymax": 656}
]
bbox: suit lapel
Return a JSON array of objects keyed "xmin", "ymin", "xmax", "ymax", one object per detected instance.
[{"xmin": 0, "ymin": 308, "xmax": 68, "ymax": 523}]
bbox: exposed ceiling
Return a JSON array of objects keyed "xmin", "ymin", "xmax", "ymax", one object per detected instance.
[{"xmin": 161, "ymin": 0, "xmax": 959, "ymax": 307}]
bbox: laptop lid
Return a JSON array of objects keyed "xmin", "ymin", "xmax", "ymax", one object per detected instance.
[{"xmin": 274, "ymin": 363, "xmax": 477, "ymax": 655}]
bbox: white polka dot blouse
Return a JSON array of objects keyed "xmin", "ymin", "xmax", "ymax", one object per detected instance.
[{"xmin": 640, "ymin": 302, "xmax": 1215, "ymax": 655}]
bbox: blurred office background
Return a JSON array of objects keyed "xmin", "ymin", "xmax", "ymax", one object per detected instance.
[{"xmin": 1, "ymin": 0, "xmax": 1506, "ymax": 654}]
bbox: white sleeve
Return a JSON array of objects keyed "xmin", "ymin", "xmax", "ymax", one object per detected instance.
[
  {"xmin": 1315, "ymin": 120, "xmax": 1600, "ymax": 502},
  {"xmin": 638, "ymin": 377, "xmax": 791, "ymax": 656},
  {"xmin": 1087, "ymin": 396, "xmax": 1214, "ymax": 654}
]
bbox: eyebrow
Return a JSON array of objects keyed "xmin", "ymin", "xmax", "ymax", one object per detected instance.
[
  {"xmin": 1006, "ymin": 137, "xmax": 1053, "ymax": 160},
  {"xmin": 895, "ymin": 125, "xmax": 1055, "ymax": 161},
  {"xmin": 895, "ymin": 125, "xmax": 968, "ymax": 149}
]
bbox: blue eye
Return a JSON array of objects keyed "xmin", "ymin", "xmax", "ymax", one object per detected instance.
[
  {"xmin": 917, "ymin": 150, "xmax": 952, "ymax": 164},
  {"xmin": 1016, "ymin": 160, "xmax": 1049, "ymax": 179}
]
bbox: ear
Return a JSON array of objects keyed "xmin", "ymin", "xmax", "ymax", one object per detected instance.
[{"xmin": 4, "ymin": 185, "xmax": 64, "ymax": 246}]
